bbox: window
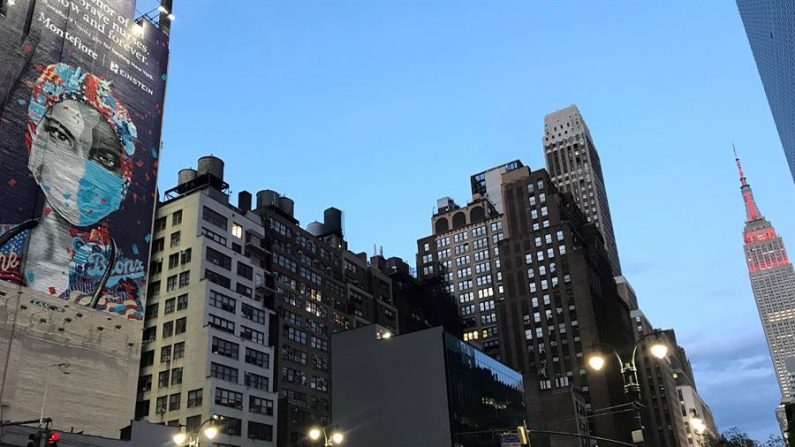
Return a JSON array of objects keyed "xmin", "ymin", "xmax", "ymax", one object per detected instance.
[
  {"xmin": 248, "ymin": 421, "xmax": 273, "ymax": 441},
  {"xmin": 312, "ymin": 355, "xmax": 328, "ymax": 371},
  {"xmin": 210, "ymin": 362, "xmax": 238, "ymax": 383},
  {"xmin": 213, "ymin": 337, "xmax": 239, "ymax": 360},
  {"xmin": 216, "ymin": 388, "xmax": 244, "ymax": 409},
  {"xmin": 286, "ymin": 327, "xmax": 307, "ymax": 344},
  {"xmin": 173, "ymin": 342, "xmax": 185, "ymax": 359},
  {"xmin": 171, "ymin": 367, "xmax": 183, "ymax": 385},
  {"xmin": 150, "ymin": 259, "xmax": 162, "ymax": 275},
  {"xmin": 187, "ymin": 389, "xmax": 203, "ymax": 408},
  {"xmin": 140, "ymin": 350, "xmax": 154, "ymax": 367},
  {"xmin": 237, "ymin": 262, "xmax": 253, "ymax": 280},
  {"xmin": 221, "ymin": 417, "xmax": 242, "ymax": 437},
  {"xmin": 209, "ymin": 290, "xmax": 236, "ymax": 313},
  {"xmin": 284, "ymin": 345, "xmax": 308, "ymax": 364},
  {"xmin": 310, "ymin": 376, "xmax": 328, "ymax": 392},
  {"xmin": 208, "ymin": 314, "xmax": 235, "ymax": 333},
  {"xmin": 152, "ymin": 238, "xmax": 165, "ymax": 253},
  {"xmin": 232, "ymin": 223, "xmax": 243, "ymax": 238},
  {"xmin": 245, "ymin": 372, "xmax": 270, "ymax": 391},
  {"xmin": 186, "ymin": 415, "xmax": 202, "ymax": 433},
  {"xmin": 155, "ymin": 396, "xmax": 167, "ymax": 414},
  {"xmin": 158, "ymin": 370, "xmax": 169, "ymax": 388},
  {"xmin": 246, "ymin": 348, "xmax": 270, "ymax": 368},
  {"xmin": 162, "ymin": 321, "xmax": 174, "ymax": 338},
  {"xmin": 281, "ymin": 367, "xmax": 306, "ymax": 385},
  {"xmin": 144, "ymin": 303, "xmax": 159, "ymax": 320},
  {"xmin": 203, "ymin": 206, "xmax": 228, "ymax": 230},
  {"xmin": 172, "ymin": 210, "xmax": 182, "ymax": 225},
  {"xmin": 166, "ymin": 275, "xmax": 177, "ymax": 292},
  {"xmin": 275, "ymin": 254, "xmax": 297, "ymax": 272},
  {"xmin": 138, "ymin": 375, "xmax": 152, "ymax": 392},
  {"xmin": 176, "ymin": 272, "xmax": 189, "ymax": 289},
  {"xmin": 236, "ymin": 283, "xmax": 253, "ymax": 298},
  {"xmin": 168, "ymin": 253, "xmax": 179, "ymax": 269},
  {"xmin": 177, "ymin": 294, "xmax": 188, "ymax": 310},
  {"xmin": 206, "ymin": 247, "xmax": 232, "ymax": 270},
  {"xmin": 241, "ymin": 326, "xmax": 266, "ymax": 345},
  {"xmin": 249, "ymin": 396, "xmax": 274, "ymax": 416},
  {"xmin": 142, "ymin": 326, "xmax": 156, "ymax": 342},
  {"xmin": 202, "ymin": 227, "xmax": 227, "ymax": 246},
  {"xmin": 206, "ymin": 269, "xmax": 231, "ymax": 288},
  {"xmin": 170, "ymin": 231, "xmax": 181, "ymax": 247},
  {"xmin": 160, "ymin": 345, "xmax": 172, "ymax": 363},
  {"xmin": 175, "ymin": 317, "xmax": 187, "ymax": 334},
  {"xmin": 311, "ymin": 336, "xmax": 328, "ymax": 352},
  {"xmin": 154, "ymin": 216, "xmax": 167, "ymax": 231},
  {"xmin": 181, "ymin": 248, "xmax": 192, "ymax": 264}
]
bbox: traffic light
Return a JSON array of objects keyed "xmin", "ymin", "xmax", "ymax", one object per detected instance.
[
  {"xmin": 27, "ymin": 432, "xmax": 41, "ymax": 447},
  {"xmin": 46, "ymin": 431, "xmax": 60, "ymax": 447}
]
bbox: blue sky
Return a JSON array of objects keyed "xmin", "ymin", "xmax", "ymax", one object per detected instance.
[{"xmin": 146, "ymin": 0, "xmax": 795, "ymax": 440}]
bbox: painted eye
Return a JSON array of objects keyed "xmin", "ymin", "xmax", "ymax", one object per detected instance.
[
  {"xmin": 46, "ymin": 125, "xmax": 70, "ymax": 143},
  {"xmin": 92, "ymin": 149, "xmax": 121, "ymax": 171}
]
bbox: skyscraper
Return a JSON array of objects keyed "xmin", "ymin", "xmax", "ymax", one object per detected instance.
[
  {"xmin": 735, "ymin": 150, "xmax": 795, "ymax": 401},
  {"xmin": 543, "ymin": 105, "xmax": 622, "ymax": 275},
  {"xmin": 417, "ymin": 162, "xmax": 638, "ymax": 445},
  {"xmin": 736, "ymin": 1, "xmax": 795, "ymax": 183}
]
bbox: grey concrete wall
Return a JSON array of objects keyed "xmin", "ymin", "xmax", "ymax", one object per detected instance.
[
  {"xmin": 331, "ymin": 325, "xmax": 452, "ymax": 447},
  {"xmin": 0, "ymin": 282, "xmax": 141, "ymax": 437}
]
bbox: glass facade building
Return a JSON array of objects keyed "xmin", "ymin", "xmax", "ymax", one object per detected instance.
[
  {"xmin": 444, "ymin": 333, "xmax": 526, "ymax": 447},
  {"xmin": 332, "ymin": 325, "xmax": 527, "ymax": 447},
  {"xmin": 737, "ymin": 0, "xmax": 795, "ymax": 183}
]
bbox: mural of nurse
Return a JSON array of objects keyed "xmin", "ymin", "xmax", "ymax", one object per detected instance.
[{"xmin": 2, "ymin": 63, "xmax": 146, "ymax": 319}]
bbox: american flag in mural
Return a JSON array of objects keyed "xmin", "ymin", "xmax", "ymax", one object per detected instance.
[{"xmin": 0, "ymin": 224, "xmax": 29, "ymax": 284}]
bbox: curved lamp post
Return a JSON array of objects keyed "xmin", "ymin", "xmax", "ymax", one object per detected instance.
[
  {"xmin": 307, "ymin": 425, "xmax": 344, "ymax": 446},
  {"xmin": 173, "ymin": 415, "xmax": 222, "ymax": 446},
  {"xmin": 586, "ymin": 329, "xmax": 669, "ymax": 445}
]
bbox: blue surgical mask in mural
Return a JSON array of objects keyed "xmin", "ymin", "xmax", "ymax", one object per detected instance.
[{"xmin": 28, "ymin": 100, "xmax": 126, "ymax": 226}]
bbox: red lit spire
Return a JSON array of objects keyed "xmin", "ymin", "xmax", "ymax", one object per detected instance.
[{"xmin": 735, "ymin": 146, "xmax": 762, "ymax": 222}]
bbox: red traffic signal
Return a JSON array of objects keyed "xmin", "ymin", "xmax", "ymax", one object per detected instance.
[{"xmin": 46, "ymin": 431, "xmax": 60, "ymax": 446}]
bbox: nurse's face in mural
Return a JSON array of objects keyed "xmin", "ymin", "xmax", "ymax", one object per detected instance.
[{"xmin": 29, "ymin": 100, "xmax": 126, "ymax": 227}]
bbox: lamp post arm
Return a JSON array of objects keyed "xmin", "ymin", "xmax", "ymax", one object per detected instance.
[
  {"xmin": 630, "ymin": 331, "xmax": 662, "ymax": 369},
  {"xmin": 591, "ymin": 342, "xmax": 625, "ymax": 369}
]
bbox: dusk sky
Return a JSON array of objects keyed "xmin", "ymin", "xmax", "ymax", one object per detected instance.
[{"xmin": 142, "ymin": 0, "xmax": 795, "ymax": 440}]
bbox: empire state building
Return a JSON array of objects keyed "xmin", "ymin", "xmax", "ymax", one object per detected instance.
[{"xmin": 736, "ymin": 150, "xmax": 795, "ymax": 401}]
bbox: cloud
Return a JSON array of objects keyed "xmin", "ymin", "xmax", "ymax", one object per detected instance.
[{"xmin": 681, "ymin": 330, "xmax": 781, "ymax": 441}]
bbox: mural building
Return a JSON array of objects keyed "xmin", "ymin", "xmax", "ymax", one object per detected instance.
[{"xmin": 0, "ymin": 0, "xmax": 169, "ymax": 436}]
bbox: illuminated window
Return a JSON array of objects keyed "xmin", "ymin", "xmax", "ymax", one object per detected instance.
[{"xmin": 232, "ymin": 223, "xmax": 243, "ymax": 239}]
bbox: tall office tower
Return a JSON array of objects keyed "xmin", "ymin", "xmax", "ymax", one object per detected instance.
[
  {"xmin": 416, "ymin": 161, "xmax": 521, "ymax": 360},
  {"xmin": 497, "ymin": 166, "xmax": 636, "ymax": 446},
  {"xmin": 135, "ymin": 157, "xmax": 279, "ymax": 446},
  {"xmin": 0, "ymin": 0, "xmax": 170, "ymax": 436},
  {"xmin": 543, "ymin": 105, "xmax": 622, "ymax": 275},
  {"xmin": 666, "ymin": 329, "xmax": 718, "ymax": 446},
  {"xmin": 631, "ymin": 313, "xmax": 688, "ymax": 447},
  {"xmin": 737, "ymin": 1, "xmax": 795, "ymax": 183},
  {"xmin": 616, "ymin": 277, "xmax": 689, "ymax": 447},
  {"xmin": 735, "ymin": 152, "xmax": 795, "ymax": 401}
]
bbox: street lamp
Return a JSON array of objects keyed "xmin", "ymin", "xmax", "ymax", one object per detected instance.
[
  {"xmin": 307, "ymin": 425, "xmax": 344, "ymax": 446},
  {"xmin": 39, "ymin": 363, "xmax": 70, "ymax": 424},
  {"xmin": 585, "ymin": 329, "xmax": 669, "ymax": 445},
  {"xmin": 172, "ymin": 415, "xmax": 222, "ymax": 446}
]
